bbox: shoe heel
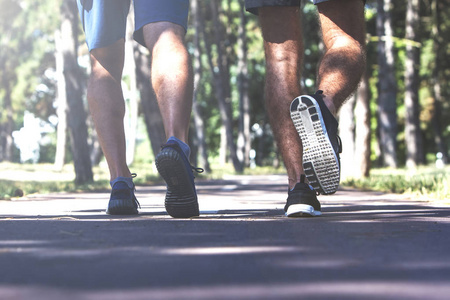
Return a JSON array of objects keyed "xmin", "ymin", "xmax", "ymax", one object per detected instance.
[
  {"xmin": 156, "ymin": 147, "xmax": 199, "ymax": 218},
  {"xmin": 107, "ymin": 199, "xmax": 138, "ymax": 215},
  {"xmin": 165, "ymin": 202, "xmax": 199, "ymax": 218}
]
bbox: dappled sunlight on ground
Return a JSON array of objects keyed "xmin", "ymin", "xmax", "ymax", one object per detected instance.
[{"xmin": 0, "ymin": 175, "xmax": 449, "ymax": 300}]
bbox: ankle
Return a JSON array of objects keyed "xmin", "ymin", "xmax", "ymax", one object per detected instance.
[
  {"xmin": 288, "ymin": 174, "xmax": 309, "ymax": 190},
  {"xmin": 325, "ymin": 100, "xmax": 337, "ymax": 116},
  {"xmin": 167, "ymin": 136, "xmax": 191, "ymax": 159},
  {"xmin": 110, "ymin": 176, "xmax": 135, "ymax": 189}
]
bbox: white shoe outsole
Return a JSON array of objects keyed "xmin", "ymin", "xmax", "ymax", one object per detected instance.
[
  {"xmin": 290, "ymin": 95, "xmax": 340, "ymax": 195},
  {"xmin": 285, "ymin": 204, "xmax": 322, "ymax": 217}
]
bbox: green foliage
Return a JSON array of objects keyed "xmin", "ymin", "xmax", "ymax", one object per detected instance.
[
  {"xmin": 364, "ymin": 0, "xmax": 450, "ymax": 167},
  {"xmin": 2, "ymin": 0, "xmax": 59, "ymax": 108},
  {"xmin": 1, "ymin": 0, "xmax": 62, "ymax": 163},
  {"xmin": 342, "ymin": 166, "xmax": 450, "ymax": 200},
  {"xmin": 1, "ymin": 0, "xmax": 450, "ymax": 182}
]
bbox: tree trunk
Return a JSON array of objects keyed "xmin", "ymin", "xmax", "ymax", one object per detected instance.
[
  {"xmin": 430, "ymin": 0, "xmax": 448, "ymax": 163},
  {"xmin": 338, "ymin": 95, "xmax": 356, "ymax": 181},
  {"xmin": 1, "ymin": 76, "xmax": 14, "ymax": 162},
  {"xmin": 0, "ymin": 51, "xmax": 14, "ymax": 162},
  {"xmin": 89, "ymin": 129, "xmax": 103, "ymax": 166},
  {"xmin": 206, "ymin": 1, "xmax": 242, "ymax": 172},
  {"xmin": 134, "ymin": 45, "xmax": 166, "ymax": 159},
  {"xmin": 60, "ymin": 2, "xmax": 93, "ymax": 184},
  {"xmin": 354, "ymin": 71, "xmax": 371, "ymax": 178},
  {"xmin": 376, "ymin": 0, "xmax": 398, "ymax": 168},
  {"xmin": 236, "ymin": 0, "xmax": 251, "ymax": 168},
  {"xmin": 54, "ymin": 29, "xmax": 68, "ymax": 170},
  {"xmin": 124, "ymin": 8, "xmax": 139, "ymax": 165},
  {"xmin": 0, "ymin": 123, "xmax": 3, "ymax": 161},
  {"xmin": 190, "ymin": 0, "xmax": 211, "ymax": 172},
  {"xmin": 404, "ymin": 0, "xmax": 424, "ymax": 168}
]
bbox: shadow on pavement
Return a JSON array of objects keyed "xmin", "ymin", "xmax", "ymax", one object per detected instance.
[{"xmin": 1, "ymin": 178, "xmax": 450, "ymax": 299}]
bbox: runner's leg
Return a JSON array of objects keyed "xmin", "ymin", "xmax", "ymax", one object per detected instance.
[
  {"xmin": 88, "ymin": 40, "xmax": 131, "ymax": 180},
  {"xmin": 316, "ymin": 0, "xmax": 366, "ymax": 115},
  {"xmin": 259, "ymin": 6, "xmax": 305, "ymax": 190},
  {"xmin": 142, "ymin": 22, "xmax": 193, "ymax": 143}
]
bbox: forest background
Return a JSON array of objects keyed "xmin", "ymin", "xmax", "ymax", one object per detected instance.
[{"xmin": 0, "ymin": 0, "xmax": 449, "ymax": 200}]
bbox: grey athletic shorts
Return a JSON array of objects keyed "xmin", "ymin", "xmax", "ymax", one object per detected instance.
[
  {"xmin": 77, "ymin": 0, "xmax": 189, "ymax": 51},
  {"xmin": 245, "ymin": 0, "xmax": 330, "ymax": 15}
]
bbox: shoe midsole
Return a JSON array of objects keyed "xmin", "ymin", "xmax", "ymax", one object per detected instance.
[{"xmin": 286, "ymin": 204, "xmax": 321, "ymax": 216}]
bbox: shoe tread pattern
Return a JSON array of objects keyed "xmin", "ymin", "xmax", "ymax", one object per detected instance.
[
  {"xmin": 290, "ymin": 95, "xmax": 340, "ymax": 195},
  {"xmin": 155, "ymin": 147, "xmax": 199, "ymax": 218},
  {"xmin": 107, "ymin": 190, "xmax": 139, "ymax": 215}
]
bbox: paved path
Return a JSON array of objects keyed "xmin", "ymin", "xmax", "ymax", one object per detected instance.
[{"xmin": 1, "ymin": 175, "xmax": 449, "ymax": 300}]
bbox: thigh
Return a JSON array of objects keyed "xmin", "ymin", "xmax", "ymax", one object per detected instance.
[
  {"xmin": 77, "ymin": 0, "xmax": 130, "ymax": 51},
  {"xmin": 258, "ymin": 6, "xmax": 302, "ymax": 45},
  {"xmin": 258, "ymin": 6, "xmax": 303, "ymax": 83},
  {"xmin": 317, "ymin": 0, "xmax": 366, "ymax": 48},
  {"xmin": 133, "ymin": 0, "xmax": 189, "ymax": 47}
]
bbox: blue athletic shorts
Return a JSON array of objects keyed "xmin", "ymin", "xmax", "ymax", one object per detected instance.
[
  {"xmin": 77, "ymin": 0, "xmax": 189, "ymax": 51},
  {"xmin": 245, "ymin": 0, "xmax": 334, "ymax": 15}
]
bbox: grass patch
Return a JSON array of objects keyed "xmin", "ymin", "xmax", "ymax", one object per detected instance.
[
  {"xmin": 0, "ymin": 180, "xmax": 111, "ymax": 200},
  {"xmin": 341, "ymin": 165, "xmax": 450, "ymax": 200},
  {"xmin": 0, "ymin": 162, "xmax": 115, "ymax": 199},
  {"xmin": 197, "ymin": 163, "xmax": 286, "ymax": 180},
  {"xmin": 0, "ymin": 161, "xmax": 284, "ymax": 200},
  {"xmin": 1, "ymin": 162, "xmax": 449, "ymax": 201}
]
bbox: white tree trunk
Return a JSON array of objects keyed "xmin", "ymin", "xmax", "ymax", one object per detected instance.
[
  {"xmin": 124, "ymin": 5, "xmax": 138, "ymax": 166},
  {"xmin": 53, "ymin": 29, "xmax": 68, "ymax": 171},
  {"xmin": 354, "ymin": 72, "xmax": 371, "ymax": 178},
  {"xmin": 338, "ymin": 96, "xmax": 356, "ymax": 180}
]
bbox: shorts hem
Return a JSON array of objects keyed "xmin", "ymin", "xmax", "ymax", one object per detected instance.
[
  {"xmin": 134, "ymin": 18, "xmax": 188, "ymax": 47},
  {"xmin": 87, "ymin": 36, "xmax": 125, "ymax": 52}
]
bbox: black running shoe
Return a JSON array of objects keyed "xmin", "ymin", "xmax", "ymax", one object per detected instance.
[
  {"xmin": 107, "ymin": 180, "xmax": 140, "ymax": 215},
  {"xmin": 285, "ymin": 175, "xmax": 321, "ymax": 217},
  {"xmin": 155, "ymin": 141, "xmax": 203, "ymax": 218},
  {"xmin": 290, "ymin": 90, "xmax": 342, "ymax": 195}
]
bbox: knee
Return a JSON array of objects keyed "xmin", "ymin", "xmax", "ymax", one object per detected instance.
[
  {"xmin": 143, "ymin": 22, "xmax": 186, "ymax": 53},
  {"xmin": 89, "ymin": 42, "xmax": 125, "ymax": 81}
]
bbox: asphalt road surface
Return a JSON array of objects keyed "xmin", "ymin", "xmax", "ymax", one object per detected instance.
[{"xmin": 1, "ymin": 175, "xmax": 449, "ymax": 300}]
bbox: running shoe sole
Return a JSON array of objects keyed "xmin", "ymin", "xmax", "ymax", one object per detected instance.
[
  {"xmin": 285, "ymin": 204, "xmax": 322, "ymax": 217},
  {"xmin": 290, "ymin": 95, "xmax": 340, "ymax": 195},
  {"xmin": 155, "ymin": 147, "xmax": 199, "ymax": 218},
  {"xmin": 107, "ymin": 199, "xmax": 138, "ymax": 215}
]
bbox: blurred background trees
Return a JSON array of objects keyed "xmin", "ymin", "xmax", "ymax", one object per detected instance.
[{"xmin": 0, "ymin": 0, "xmax": 449, "ymax": 184}]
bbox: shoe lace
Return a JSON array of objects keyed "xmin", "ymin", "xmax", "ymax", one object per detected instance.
[
  {"xmin": 191, "ymin": 166, "xmax": 204, "ymax": 174},
  {"xmin": 336, "ymin": 135, "xmax": 343, "ymax": 153},
  {"xmin": 191, "ymin": 166, "xmax": 204, "ymax": 180},
  {"xmin": 130, "ymin": 173, "xmax": 141, "ymax": 209},
  {"xmin": 160, "ymin": 142, "xmax": 205, "ymax": 175}
]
